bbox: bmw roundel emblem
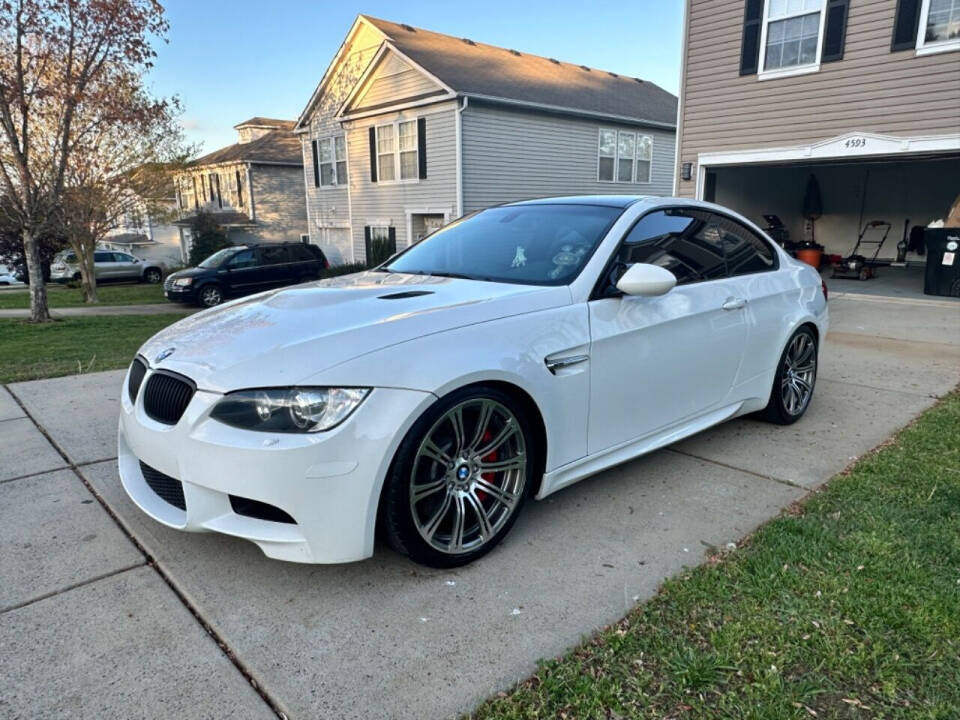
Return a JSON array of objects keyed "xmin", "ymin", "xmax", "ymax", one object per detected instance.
[{"xmin": 155, "ymin": 347, "xmax": 176, "ymax": 363}]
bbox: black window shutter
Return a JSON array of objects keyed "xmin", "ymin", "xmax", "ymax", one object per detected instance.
[
  {"xmin": 216, "ymin": 174, "xmax": 222, "ymax": 208},
  {"xmin": 388, "ymin": 226, "xmax": 397, "ymax": 252},
  {"xmin": 311, "ymin": 140, "xmax": 320, "ymax": 187},
  {"xmin": 368, "ymin": 127, "xmax": 378, "ymax": 182},
  {"xmin": 891, "ymin": 0, "xmax": 922, "ymax": 51},
  {"xmin": 821, "ymin": 0, "xmax": 850, "ymax": 62},
  {"xmin": 739, "ymin": 0, "xmax": 764, "ymax": 76},
  {"xmin": 417, "ymin": 117, "xmax": 427, "ymax": 179}
]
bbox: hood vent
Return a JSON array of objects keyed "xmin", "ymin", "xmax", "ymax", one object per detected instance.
[{"xmin": 378, "ymin": 290, "xmax": 435, "ymax": 300}]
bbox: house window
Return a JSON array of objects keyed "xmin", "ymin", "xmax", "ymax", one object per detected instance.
[
  {"xmin": 318, "ymin": 136, "xmax": 348, "ymax": 186},
  {"xmin": 235, "ymin": 170, "xmax": 244, "ymax": 207},
  {"xmin": 761, "ymin": 0, "xmax": 826, "ymax": 74},
  {"xmin": 598, "ymin": 129, "xmax": 654, "ymax": 183},
  {"xmin": 919, "ymin": 0, "xmax": 960, "ymax": 52},
  {"xmin": 637, "ymin": 135, "xmax": 653, "ymax": 183},
  {"xmin": 376, "ymin": 120, "xmax": 419, "ymax": 183}
]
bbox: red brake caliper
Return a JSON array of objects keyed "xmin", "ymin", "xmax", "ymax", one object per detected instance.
[{"xmin": 476, "ymin": 429, "xmax": 497, "ymax": 502}]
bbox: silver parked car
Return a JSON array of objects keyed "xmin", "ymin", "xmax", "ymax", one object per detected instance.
[{"xmin": 51, "ymin": 250, "xmax": 165, "ymax": 284}]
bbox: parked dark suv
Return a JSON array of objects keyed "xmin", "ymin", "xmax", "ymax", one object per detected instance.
[{"xmin": 164, "ymin": 242, "xmax": 329, "ymax": 307}]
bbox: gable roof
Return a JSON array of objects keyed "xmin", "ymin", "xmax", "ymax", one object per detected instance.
[
  {"xmin": 327, "ymin": 15, "xmax": 676, "ymax": 128},
  {"xmin": 187, "ymin": 123, "xmax": 302, "ymax": 168}
]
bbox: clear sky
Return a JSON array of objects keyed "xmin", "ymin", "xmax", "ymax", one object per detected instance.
[{"xmin": 148, "ymin": 0, "xmax": 684, "ymax": 153}]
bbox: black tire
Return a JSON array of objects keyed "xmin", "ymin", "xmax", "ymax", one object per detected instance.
[
  {"xmin": 759, "ymin": 326, "xmax": 818, "ymax": 425},
  {"xmin": 197, "ymin": 284, "xmax": 224, "ymax": 308},
  {"xmin": 143, "ymin": 267, "xmax": 163, "ymax": 284},
  {"xmin": 380, "ymin": 385, "xmax": 536, "ymax": 568}
]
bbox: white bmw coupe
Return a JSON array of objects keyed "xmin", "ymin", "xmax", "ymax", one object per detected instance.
[{"xmin": 119, "ymin": 196, "xmax": 828, "ymax": 567}]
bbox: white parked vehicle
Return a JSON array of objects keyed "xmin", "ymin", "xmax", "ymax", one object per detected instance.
[
  {"xmin": 0, "ymin": 265, "xmax": 23, "ymax": 285},
  {"xmin": 51, "ymin": 249, "xmax": 164, "ymax": 284},
  {"xmin": 119, "ymin": 196, "xmax": 828, "ymax": 567}
]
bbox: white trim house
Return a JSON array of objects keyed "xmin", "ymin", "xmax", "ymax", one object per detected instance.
[{"xmin": 295, "ymin": 15, "xmax": 679, "ymax": 265}]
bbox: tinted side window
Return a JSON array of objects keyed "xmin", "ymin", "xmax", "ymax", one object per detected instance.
[
  {"xmin": 93, "ymin": 251, "xmax": 113, "ymax": 262},
  {"xmin": 289, "ymin": 245, "xmax": 314, "ymax": 262},
  {"xmin": 260, "ymin": 246, "xmax": 289, "ymax": 265},
  {"xmin": 227, "ymin": 249, "xmax": 257, "ymax": 269},
  {"xmin": 714, "ymin": 214, "xmax": 776, "ymax": 276},
  {"xmin": 619, "ymin": 210, "xmax": 727, "ymax": 286}
]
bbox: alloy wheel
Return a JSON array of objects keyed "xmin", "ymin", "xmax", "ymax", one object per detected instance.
[
  {"xmin": 780, "ymin": 332, "xmax": 816, "ymax": 415},
  {"xmin": 409, "ymin": 398, "xmax": 526, "ymax": 555},
  {"xmin": 200, "ymin": 286, "xmax": 222, "ymax": 307},
  {"xmin": 145, "ymin": 269, "xmax": 162, "ymax": 284}
]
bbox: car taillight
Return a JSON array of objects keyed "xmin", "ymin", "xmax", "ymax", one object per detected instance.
[{"xmin": 821, "ymin": 278, "xmax": 828, "ymax": 302}]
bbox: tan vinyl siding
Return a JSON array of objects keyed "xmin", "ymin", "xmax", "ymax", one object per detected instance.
[
  {"xmin": 346, "ymin": 102, "xmax": 458, "ymax": 261},
  {"xmin": 676, "ymin": 0, "xmax": 960, "ymax": 197},
  {"xmin": 461, "ymin": 103, "xmax": 675, "ymax": 213}
]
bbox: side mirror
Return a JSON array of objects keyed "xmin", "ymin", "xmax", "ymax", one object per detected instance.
[{"xmin": 615, "ymin": 263, "xmax": 677, "ymax": 297}]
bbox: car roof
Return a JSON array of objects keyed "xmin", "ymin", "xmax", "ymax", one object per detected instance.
[{"xmin": 503, "ymin": 195, "xmax": 648, "ymax": 209}]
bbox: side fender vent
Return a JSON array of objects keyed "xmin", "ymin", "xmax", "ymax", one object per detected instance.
[{"xmin": 377, "ymin": 290, "xmax": 435, "ymax": 300}]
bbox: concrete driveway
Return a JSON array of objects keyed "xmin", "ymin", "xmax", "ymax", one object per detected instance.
[{"xmin": 2, "ymin": 292, "xmax": 958, "ymax": 719}]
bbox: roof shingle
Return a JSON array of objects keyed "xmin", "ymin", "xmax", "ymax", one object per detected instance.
[
  {"xmin": 361, "ymin": 16, "xmax": 677, "ymax": 127},
  {"xmin": 188, "ymin": 123, "xmax": 302, "ymax": 168}
]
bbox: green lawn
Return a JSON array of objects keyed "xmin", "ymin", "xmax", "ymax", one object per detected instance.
[
  {"xmin": 470, "ymin": 393, "xmax": 960, "ymax": 719},
  {"xmin": 0, "ymin": 282, "xmax": 166, "ymax": 309},
  {"xmin": 0, "ymin": 315, "xmax": 185, "ymax": 383}
]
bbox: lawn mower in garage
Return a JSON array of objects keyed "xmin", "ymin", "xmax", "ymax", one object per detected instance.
[{"xmin": 832, "ymin": 220, "xmax": 892, "ymax": 281}]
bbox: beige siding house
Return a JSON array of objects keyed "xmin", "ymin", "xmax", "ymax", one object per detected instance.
[
  {"xmin": 295, "ymin": 15, "xmax": 678, "ymax": 265},
  {"xmin": 676, "ymin": 0, "xmax": 960, "ymax": 259},
  {"xmin": 173, "ymin": 118, "xmax": 308, "ymax": 257}
]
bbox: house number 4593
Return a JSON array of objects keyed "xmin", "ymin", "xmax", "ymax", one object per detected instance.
[{"xmin": 844, "ymin": 137, "xmax": 867, "ymax": 149}]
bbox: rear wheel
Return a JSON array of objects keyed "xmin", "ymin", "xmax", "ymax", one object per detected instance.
[
  {"xmin": 197, "ymin": 284, "xmax": 224, "ymax": 307},
  {"xmin": 144, "ymin": 267, "xmax": 163, "ymax": 284},
  {"xmin": 760, "ymin": 326, "xmax": 818, "ymax": 425},
  {"xmin": 381, "ymin": 386, "xmax": 535, "ymax": 567}
]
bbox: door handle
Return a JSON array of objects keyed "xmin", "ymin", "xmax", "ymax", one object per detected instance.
[{"xmin": 721, "ymin": 297, "xmax": 747, "ymax": 311}]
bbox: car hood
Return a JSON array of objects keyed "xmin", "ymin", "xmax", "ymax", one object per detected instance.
[
  {"xmin": 167, "ymin": 266, "xmax": 209, "ymax": 280},
  {"xmin": 139, "ymin": 271, "xmax": 571, "ymax": 392}
]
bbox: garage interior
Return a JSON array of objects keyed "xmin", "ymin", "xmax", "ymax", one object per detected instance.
[{"xmin": 704, "ymin": 153, "xmax": 960, "ymax": 299}]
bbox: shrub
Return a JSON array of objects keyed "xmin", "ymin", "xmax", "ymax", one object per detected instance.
[{"xmin": 187, "ymin": 211, "xmax": 231, "ymax": 266}]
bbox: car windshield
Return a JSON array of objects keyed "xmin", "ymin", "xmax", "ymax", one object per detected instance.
[
  {"xmin": 198, "ymin": 247, "xmax": 242, "ymax": 268},
  {"xmin": 384, "ymin": 204, "xmax": 622, "ymax": 285}
]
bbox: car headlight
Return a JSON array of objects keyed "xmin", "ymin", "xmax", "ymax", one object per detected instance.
[
  {"xmin": 210, "ymin": 387, "xmax": 370, "ymax": 433},
  {"xmin": 173, "ymin": 277, "xmax": 193, "ymax": 287}
]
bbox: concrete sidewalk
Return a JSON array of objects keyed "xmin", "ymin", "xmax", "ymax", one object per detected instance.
[
  {"xmin": 1, "ymin": 293, "xmax": 957, "ymax": 719},
  {"xmin": 0, "ymin": 303, "xmax": 195, "ymax": 318}
]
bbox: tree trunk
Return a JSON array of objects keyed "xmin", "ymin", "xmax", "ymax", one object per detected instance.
[
  {"xmin": 23, "ymin": 228, "xmax": 52, "ymax": 323},
  {"xmin": 78, "ymin": 246, "xmax": 98, "ymax": 304}
]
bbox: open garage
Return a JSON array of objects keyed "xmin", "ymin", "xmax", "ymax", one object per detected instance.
[{"xmin": 695, "ymin": 133, "xmax": 960, "ymax": 297}]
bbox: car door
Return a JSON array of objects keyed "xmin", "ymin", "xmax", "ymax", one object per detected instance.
[
  {"xmin": 258, "ymin": 245, "xmax": 294, "ymax": 288},
  {"xmin": 113, "ymin": 252, "xmax": 141, "ymax": 280},
  {"xmin": 220, "ymin": 248, "xmax": 260, "ymax": 293},
  {"xmin": 286, "ymin": 244, "xmax": 318, "ymax": 283},
  {"xmin": 93, "ymin": 251, "xmax": 116, "ymax": 280},
  {"xmin": 586, "ymin": 209, "xmax": 749, "ymax": 455},
  {"xmin": 714, "ymin": 213, "xmax": 786, "ymax": 387}
]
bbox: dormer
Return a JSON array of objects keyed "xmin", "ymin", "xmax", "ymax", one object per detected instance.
[{"xmin": 233, "ymin": 117, "xmax": 295, "ymax": 144}]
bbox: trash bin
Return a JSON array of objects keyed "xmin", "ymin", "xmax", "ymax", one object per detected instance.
[{"xmin": 924, "ymin": 228, "xmax": 960, "ymax": 298}]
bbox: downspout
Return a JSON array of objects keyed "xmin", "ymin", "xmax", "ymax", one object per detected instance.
[{"xmin": 455, "ymin": 95, "xmax": 468, "ymax": 218}]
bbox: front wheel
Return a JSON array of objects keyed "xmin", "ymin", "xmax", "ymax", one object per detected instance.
[
  {"xmin": 760, "ymin": 326, "xmax": 818, "ymax": 425},
  {"xmin": 144, "ymin": 268, "xmax": 163, "ymax": 284},
  {"xmin": 381, "ymin": 386, "xmax": 535, "ymax": 567},
  {"xmin": 197, "ymin": 284, "xmax": 224, "ymax": 307}
]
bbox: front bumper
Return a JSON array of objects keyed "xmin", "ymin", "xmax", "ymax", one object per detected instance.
[
  {"xmin": 162, "ymin": 286, "xmax": 196, "ymax": 303},
  {"xmin": 117, "ymin": 362, "xmax": 435, "ymax": 563}
]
